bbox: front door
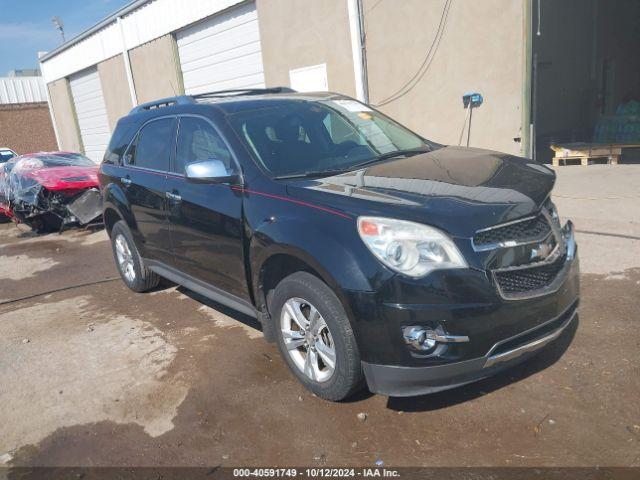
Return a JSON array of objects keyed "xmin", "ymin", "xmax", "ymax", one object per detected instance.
[
  {"xmin": 166, "ymin": 115, "xmax": 249, "ymax": 301},
  {"xmin": 122, "ymin": 117, "xmax": 176, "ymax": 265}
]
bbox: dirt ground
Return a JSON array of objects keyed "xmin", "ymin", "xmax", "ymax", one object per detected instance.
[{"xmin": 0, "ymin": 165, "xmax": 639, "ymax": 468}]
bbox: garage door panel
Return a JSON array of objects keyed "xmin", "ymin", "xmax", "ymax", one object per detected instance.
[
  {"xmin": 183, "ymin": 66, "xmax": 264, "ymax": 93},
  {"xmin": 177, "ymin": 1, "xmax": 264, "ymax": 95},
  {"xmin": 177, "ymin": 4, "xmax": 257, "ymax": 46},
  {"xmin": 182, "ymin": 49, "xmax": 264, "ymax": 81},
  {"xmin": 186, "ymin": 73, "xmax": 265, "ymax": 94},
  {"xmin": 180, "ymin": 40, "xmax": 261, "ymax": 72},
  {"xmin": 179, "ymin": 20, "xmax": 260, "ymax": 56},
  {"xmin": 69, "ymin": 67, "xmax": 110, "ymax": 163}
]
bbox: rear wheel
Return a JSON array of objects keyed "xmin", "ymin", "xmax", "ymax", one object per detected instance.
[
  {"xmin": 110, "ymin": 221, "xmax": 159, "ymax": 292},
  {"xmin": 271, "ymin": 272, "xmax": 364, "ymax": 401}
]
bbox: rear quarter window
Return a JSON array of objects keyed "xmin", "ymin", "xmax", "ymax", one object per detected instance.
[{"xmin": 103, "ymin": 122, "xmax": 139, "ymax": 165}]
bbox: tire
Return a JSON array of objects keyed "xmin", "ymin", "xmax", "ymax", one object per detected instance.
[
  {"xmin": 271, "ymin": 272, "xmax": 364, "ymax": 401},
  {"xmin": 110, "ymin": 220, "xmax": 160, "ymax": 293}
]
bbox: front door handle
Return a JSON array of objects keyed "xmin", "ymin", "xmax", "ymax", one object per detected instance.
[
  {"xmin": 121, "ymin": 177, "xmax": 132, "ymax": 186},
  {"xmin": 166, "ymin": 191, "xmax": 182, "ymax": 202}
]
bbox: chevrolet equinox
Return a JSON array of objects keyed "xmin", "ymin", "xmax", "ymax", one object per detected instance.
[{"xmin": 99, "ymin": 88, "xmax": 579, "ymax": 401}]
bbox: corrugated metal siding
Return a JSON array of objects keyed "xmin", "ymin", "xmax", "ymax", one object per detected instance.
[
  {"xmin": 0, "ymin": 77, "xmax": 48, "ymax": 104},
  {"xmin": 40, "ymin": 0, "xmax": 245, "ymax": 83},
  {"xmin": 40, "ymin": 22, "xmax": 122, "ymax": 85},
  {"xmin": 176, "ymin": 2, "xmax": 265, "ymax": 94}
]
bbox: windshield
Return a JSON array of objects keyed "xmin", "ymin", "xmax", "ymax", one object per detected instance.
[
  {"xmin": 0, "ymin": 150, "xmax": 16, "ymax": 163},
  {"xmin": 228, "ymin": 98, "xmax": 431, "ymax": 178},
  {"xmin": 7, "ymin": 153, "xmax": 95, "ymax": 174}
]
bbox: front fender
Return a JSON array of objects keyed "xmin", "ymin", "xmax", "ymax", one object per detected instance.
[{"xmin": 249, "ymin": 214, "xmax": 391, "ymax": 300}]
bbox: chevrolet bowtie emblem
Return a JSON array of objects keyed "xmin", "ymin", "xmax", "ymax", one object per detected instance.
[{"xmin": 531, "ymin": 239, "xmax": 553, "ymax": 260}]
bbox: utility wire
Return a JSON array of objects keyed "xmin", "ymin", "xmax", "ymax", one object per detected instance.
[
  {"xmin": 458, "ymin": 103, "xmax": 472, "ymax": 146},
  {"xmin": 366, "ymin": 0, "xmax": 385, "ymax": 14},
  {"xmin": 373, "ymin": 0, "xmax": 453, "ymax": 107},
  {"xmin": 0, "ymin": 277, "xmax": 120, "ymax": 307}
]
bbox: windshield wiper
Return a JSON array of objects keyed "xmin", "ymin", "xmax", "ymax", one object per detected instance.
[
  {"xmin": 367, "ymin": 147, "xmax": 430, "ymax": 165},
  {"xmin": 344, "ymin": 147, "xmax": 431, "ymax": 171},
  {"xmin": 273, "ymin": 168, "xmax": 353, "ymax": 180},
  {"xmin": 273, "ymin": 148, "xmax": 430, "ymax": 180}
]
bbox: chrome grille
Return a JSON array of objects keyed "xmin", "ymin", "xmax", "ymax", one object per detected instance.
[
  {"xmin": 475, "ymin": 202, "xmax": 570, "ymax": 300},
  {"xmin": 473, "ymin": 214, "xmax": 551, "ymax": 249}
]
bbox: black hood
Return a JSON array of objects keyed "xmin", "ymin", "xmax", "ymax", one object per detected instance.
[{"xmin": 284, "ymin": 146, "xmax": 556, "ymax": 238}]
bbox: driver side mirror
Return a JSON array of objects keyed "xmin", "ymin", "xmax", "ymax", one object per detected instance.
[{"xmin": 185, "ymin": 159, "xmax": 240, "ymax": 185}]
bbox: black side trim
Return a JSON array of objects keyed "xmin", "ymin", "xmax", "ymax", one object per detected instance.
[{"xmin": 144, "ymin": 259, "xmax": 257, "ymax": 318}]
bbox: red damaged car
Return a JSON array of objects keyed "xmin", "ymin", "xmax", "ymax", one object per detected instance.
[{"xmin": 0, "ymin": 152, "xmax": 102, "ymax": 233}]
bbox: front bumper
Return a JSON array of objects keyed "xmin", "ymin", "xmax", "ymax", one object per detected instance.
[
  {"xmin": 362, "ymin": 301, "xmax": 577, "ymax": 396},
  {"xmin": 344, "ymin": 222, "xmax": 580, "ymax": 397}
]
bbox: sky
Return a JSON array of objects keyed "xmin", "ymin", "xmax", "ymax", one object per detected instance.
[{"xmin": 0, "ymin": 0, "xmax": 131, "ymax": 75}]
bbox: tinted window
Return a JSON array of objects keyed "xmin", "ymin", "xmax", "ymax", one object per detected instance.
[
  {"xmin": 175, "ymin": 117, "xmax": 234, "ymax": 174},
  {"xmin": 104, "ymin": 122, "xmax": 138, "ymax": 164},
  {"xmin": 128, "ymin": 118, "xmax": 176, "ymax": 171},
  {"xmin": 227, "ymin": 99, "xmax": 429, "ymax": 177}
]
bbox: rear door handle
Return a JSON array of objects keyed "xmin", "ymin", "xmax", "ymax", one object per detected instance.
[
  {"xmin": 166, "ymin": 192, "xmax": 182, "ymax": 202},
  {"xmin": 121, "ymin": 177, "xmax": 132, "ymax": 186}
]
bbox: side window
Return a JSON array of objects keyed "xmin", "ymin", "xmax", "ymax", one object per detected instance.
[
  {"xmin": 175, "ymin": 117, "xmax": 234, "ymax": 175},
  {"xmin": 104, "ymin": 122, "xmax": 138, "ymax": 164},
  {"xmin": 127, "ymin": 117, "xmax": 176, "ymax": 171}
]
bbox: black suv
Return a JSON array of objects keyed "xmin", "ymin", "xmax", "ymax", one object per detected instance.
[{"xmin": 100, "ymin": 88, "xmax": 579, "ymax": 401}]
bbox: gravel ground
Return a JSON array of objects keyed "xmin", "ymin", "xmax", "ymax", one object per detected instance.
[{"xmin": 0, "ymin": 165, "xmax": 638, "ymax": 468}]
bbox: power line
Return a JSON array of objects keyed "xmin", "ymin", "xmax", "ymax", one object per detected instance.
[
  {"xmin": 374, "ymin": 0, "xmax": 452, "ymax": 106},
  {"xmin": 0, "ymin": 277, "xmax": 120, "ymax": 307},
  {"xmin": 366, "ymin": 0, "xmax": 386, "ymax": 14},
  {"xmin": 373, "ymin": 0, "xmax": 453, "ymax": 107}
]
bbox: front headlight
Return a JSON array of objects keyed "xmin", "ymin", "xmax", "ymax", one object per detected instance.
[{"xmin": 357, "ymin": 216, "xmax": 467, "ymax": 278}]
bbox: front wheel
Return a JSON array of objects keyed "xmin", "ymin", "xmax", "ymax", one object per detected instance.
[
  {"xmin": 110, "ymin": 220, "xmax": 160, "ymax": 293},
  {"xmin": 271, "ymin": 272, "xmax": 364, "ymax": 401}
]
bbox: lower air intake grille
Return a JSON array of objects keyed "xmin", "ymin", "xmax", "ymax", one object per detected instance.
[{"xmin": 495, "ymin": 254, "xmax": 566, "ymax": 297}]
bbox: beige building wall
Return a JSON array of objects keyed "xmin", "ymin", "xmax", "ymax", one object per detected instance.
[
  {"xmin": 363, "ymin": 0, "xmax": 526, "ymax": 154},
  {"xmin": 364, "ymin": 0, "xmax": 526, "ymax": 156},
  {"xmin": 256, "ymin": 0, "xmax": 357, "ymax": 97},
  {"xmin": 47, "ymin": 78, "xmax": 82, "ymax": 152},
  {"xmin": 97, "ymin": 55, "xmax": 133, "ymax": 129},
  {"xmin": 129, "ymin": 35, "xmax": 184, "ymax": 104}
]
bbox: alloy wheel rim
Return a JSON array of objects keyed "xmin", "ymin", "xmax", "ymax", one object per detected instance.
[
  {"xmin": 280, "ymin": 297, "xmax": 336, "ymax": 383},
  {"xmin": 115, "ymin": 234, "xmax": 136, "ymax": 283}
]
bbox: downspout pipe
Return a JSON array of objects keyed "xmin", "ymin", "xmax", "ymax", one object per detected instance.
[
  {"xmin": 117, "ymin": 16, "xmax": 138, "ymax": 106},
  {"xmin": 348, "ymin": 0, "xmax": 369, "ymax": 103}
]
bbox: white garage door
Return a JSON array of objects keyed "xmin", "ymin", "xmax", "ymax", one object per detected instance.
[
  {"xmin": 177, "ymin": 1, "xmax": 265, "ymax": 95},
  {"xmin": 69, "ymin": 67, "xmax": 110, "ymax": 163}
]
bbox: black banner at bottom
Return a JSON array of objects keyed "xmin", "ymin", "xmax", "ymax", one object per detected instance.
[{"xmin": 1, "ymin": 467, "xmax": 639, "ymax": 480}]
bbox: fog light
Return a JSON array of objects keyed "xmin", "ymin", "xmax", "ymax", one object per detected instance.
[
  {"xmin": 402, "ymin": 325, "xmax": 470, "ymax": 351},
  {"xmin": 402, "ymin": 326, "xmax": 437, "ymax": 351}
]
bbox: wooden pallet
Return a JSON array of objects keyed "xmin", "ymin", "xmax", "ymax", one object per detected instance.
[{"xmin": 550, "ymin": 143, "xmax": 640, "ymax": 166}]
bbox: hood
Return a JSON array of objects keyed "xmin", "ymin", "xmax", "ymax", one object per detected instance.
[
  {"xmin": 23, "ymin": 165, "xmax": 99, "ymax": 191},
  {"xmin": 285, "ymin": 146, "xmax": 556, "ymax": 237}
]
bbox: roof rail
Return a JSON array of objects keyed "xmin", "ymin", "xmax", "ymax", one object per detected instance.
[
  {"xmin": 192, "ymin": 87, "xmax": 296, "ymax": 99},
  {"xmin": 129, "ymin": 95, "xmax": 195, "ymax": 114}
]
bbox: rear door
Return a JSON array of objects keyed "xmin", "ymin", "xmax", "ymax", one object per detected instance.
[
  {"xmin": 122, "ymin": 116, "xmax": 177, "ymax": 265},
  {"xmin": 165, "ymin": 115, "xmax": 249, "ymax": 301}
]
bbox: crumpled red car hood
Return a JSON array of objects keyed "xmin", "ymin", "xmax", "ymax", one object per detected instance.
[{"xmin": 23, "ymin": 165, "xmax": 99, "ymax": 190}]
